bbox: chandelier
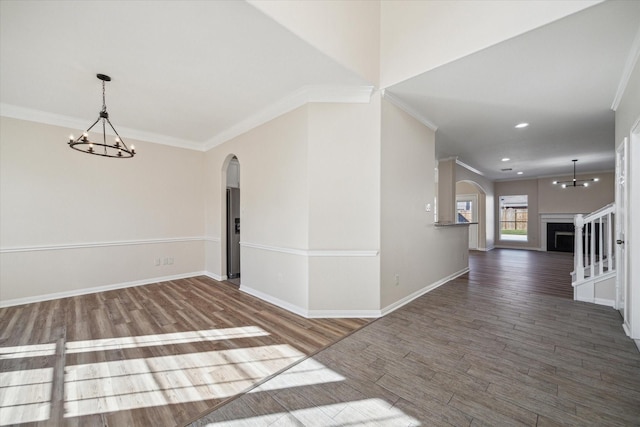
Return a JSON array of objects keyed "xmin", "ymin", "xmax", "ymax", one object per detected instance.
[
  {"xmin": 552, "ymin": 159, "xmax": 598, "ymax": 188},
  {"xmin": 68, "ymin": 74, "xmax": 135, "ymax": 158}
]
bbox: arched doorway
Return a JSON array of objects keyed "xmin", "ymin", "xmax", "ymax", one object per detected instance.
[{"xmin": 222, "ymin": 155, "xmax": 241, "ymax": 284}]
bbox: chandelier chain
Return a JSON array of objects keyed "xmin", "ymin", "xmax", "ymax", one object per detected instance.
[{"xmin": 101, "ymin": 80, "xmax": 107, "ymax": 113}]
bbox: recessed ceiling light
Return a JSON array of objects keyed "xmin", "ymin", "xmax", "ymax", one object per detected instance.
[
  {"xmin": 515, "ymin": 122, "xmax": 529, "ymax": 129},
  {"xmin": 517, "ymin": 171, "xmax": 524, "ymax": 175},
  {"xmin": 501, "ymin": 157, "xmax": 510, "ymax": 162}
]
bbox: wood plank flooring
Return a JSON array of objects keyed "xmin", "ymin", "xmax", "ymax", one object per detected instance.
[
  {"xmin": 190, "ymin": 249, "xmax": 640, "ymax": 426},
  {"xmin": 0, "ymin": 277, "xmax": 367, "ymax": 426}
]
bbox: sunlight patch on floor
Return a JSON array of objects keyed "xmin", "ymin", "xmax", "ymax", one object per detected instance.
[
  {"xmin": 0, "ymin": 367, "xmax": 53, "ymax": 425},
  {"xmin": 0, "ymin": 343, "xmax": 56, "ymax": 359},
  {"xmin": 0, "ymin": 326, "xmax": 307, "ymax": 425},
  {"xmin": 66, "ymin": 326, "xmax": 269, "ymax": 354},
  {"xmin": 201, "ymin": 398, "xmax": 420, "ymax": 426},
  {"xmin": 63, "ymin": 344, "xmax": 305, "ymax": 417},
  {"xmin": 250, "ymin": 358, "xmax": 346, "ymax": 392}
]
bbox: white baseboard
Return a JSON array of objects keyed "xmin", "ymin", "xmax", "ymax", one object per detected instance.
[
  {"xmin": 306, "ymin": 309, "xmax": 381, "ymax": 318},
  {"xmin": 494, "ymin": 245, "xmax": 542, "ymax": 251},
  {"xmin": 241, "ymin": 268, "xmax": 470, "ymax": 319},
  {"xmin": 238, "ymin": 286, "xmax": 382, "ymax": 319},
  {"xmin": 575, "ymin": 296, "xmax": 616, "ymax": 308},
  {"xmin": 237, "ymin": 283, "xmax": 381, "ymax": 318},
  {"xmin": 380, "ymin": 267, "xmax": 470, "ymax": 316},
  {"xmin": 594, "ymin": 297, "xmax": 616, "ymax": 307},
  {"xmin": 239, "ymin": 284, "xmax": 309, "ymax": 318},
  {"xmin": 0, "ymin": 271, "xmax": 207, "ymax": 308},
  {"xmin": 204, "ymin": 271, "xmax": 226, "ymax": 282}
]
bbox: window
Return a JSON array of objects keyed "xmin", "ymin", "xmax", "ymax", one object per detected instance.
[{"xmin": 499, "ymin": 195, "xmax": 528, "ymax": 241}]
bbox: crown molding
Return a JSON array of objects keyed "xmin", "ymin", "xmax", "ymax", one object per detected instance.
[
  {"xmin": 2, "ymin": 85, "xmax": 374, "ymax": 153},
  {"xmin": 611, "ymin": 24, "xmax": 640, "ymax": 111},
  {"xmin": 438, "ymin": 156, "xmax": 458, "ymax": 163},
  {"xmin": 455, "ymin": 159, "xmax": 485, "ymax": 176},
  {"xmin": 203, "ymin": 85, "xmax": 374, "ymax": 151},
  {"xmin": 0, "ymin": 103, "xmax": 204, "ymax": 151},
  {"xmin": 381, "ymin": 90, "xmax": 438, "ymax": 131}
]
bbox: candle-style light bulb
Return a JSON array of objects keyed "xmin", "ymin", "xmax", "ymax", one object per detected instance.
[{"xmin": 131, "ymin": 144, "xmax": 136, "ymax": 154}]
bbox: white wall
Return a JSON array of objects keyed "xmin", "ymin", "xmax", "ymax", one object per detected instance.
[
  {"xmin": 437, "ymin": 158, "xmax": 456, "ymax": 224},
  {"xmin": 249, "ymin": 0, "xmax": 381, "ymax": 85},
  {"xmin": 307, "ymin": 99, "xmax": 381, "ymax": 314},
  {"xmin": 204, "ymin": 100, "xmax": 384, "ymax": 316},
  {"xmin": 538, "ymin": 172, "xmax": 614, "ymax": 214},
  {"xmin": 203, "ymin": 95, "xmax": 471, "ymax": 316},
  {"xmin": 203, "ymin": 106, "xmax": 311, "ymax": 311},
  {"xmin": 379, "ymin": 0, "xmax": 600, "ymax": 87},
  {"xmin": 0, "ymin": 117, "xmax": 205, "ymax": 304},
  {"xmin": 380, "ymin": 99, "xmax": 468, "ymax": 310}
]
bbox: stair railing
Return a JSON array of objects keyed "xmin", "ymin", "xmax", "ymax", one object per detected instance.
[{"xmin": 573, "ymin": 203, "xmax": 615, "ymax": 285}]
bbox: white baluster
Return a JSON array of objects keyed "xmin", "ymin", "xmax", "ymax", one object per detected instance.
[
  {"xmin": 575, "ymin": 214, "xmax": 584, "ymax": 282},
  {"xmin": 608, "ymin": 212, "xmax": 614, "ymax": 273},
  {"xmin": 590, "ymin": 220, "xmax": 596, "ymax": 280},
  {"xmin": 599, "ymin": 217, "xmax": 604, "ymax": 276}
]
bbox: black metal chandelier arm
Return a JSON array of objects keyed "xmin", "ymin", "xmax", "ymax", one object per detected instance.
[{"xmin": 105, "ymin": 118, "xmax": 135, "ymax": 155}]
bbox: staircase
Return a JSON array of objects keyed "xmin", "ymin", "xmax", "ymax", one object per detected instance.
[{"xmin": 572, "ymin": 203, "xmax": 616, "ymax": 306}]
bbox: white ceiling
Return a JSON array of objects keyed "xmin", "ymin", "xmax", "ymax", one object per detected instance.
[
  {"xmin": 387, "ymin": 0, "xmax": 640, "ymax": 180},
  {"xmin": 0, "ymin": 1, "xmax": 367, "ymax": 149},
  {"xmin": 1, "ymin": 1, "xmax": 639, "ymax": 181}
]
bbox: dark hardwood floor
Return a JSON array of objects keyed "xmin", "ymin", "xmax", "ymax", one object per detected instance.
[
  {"xmin": 468, "ymin": 249, "xmax": 575, "ymax": 299},
  {"xmin": 191, "ymin": 249, "xmax": 640, "ymax": 426},
  {"xmin": 0, "ymin": 277, "xmax": 367, "ymax": 426}
]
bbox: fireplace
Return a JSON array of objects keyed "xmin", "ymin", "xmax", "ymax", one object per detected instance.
[
  {"xmin": 547, "ymin": 222, "xmax": 575, "ymax": 252},
  {"xmin": 544, "ymin": 221, "xmax": 601, "ymax": 254}
]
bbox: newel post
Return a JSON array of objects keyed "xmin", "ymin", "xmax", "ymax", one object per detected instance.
[{"xmin": 574, "ymin": 214, "xmax": 584, "ymax": 282}]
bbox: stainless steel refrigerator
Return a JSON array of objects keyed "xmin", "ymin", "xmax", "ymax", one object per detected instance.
[{"xmin": 226, "ymin": 188, "xmax": 241, "ymax": 279}]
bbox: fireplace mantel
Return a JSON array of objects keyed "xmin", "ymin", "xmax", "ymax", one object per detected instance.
[{"xmin": 540, "ymin": 213, "xmax": 580, "ymax": 251}]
